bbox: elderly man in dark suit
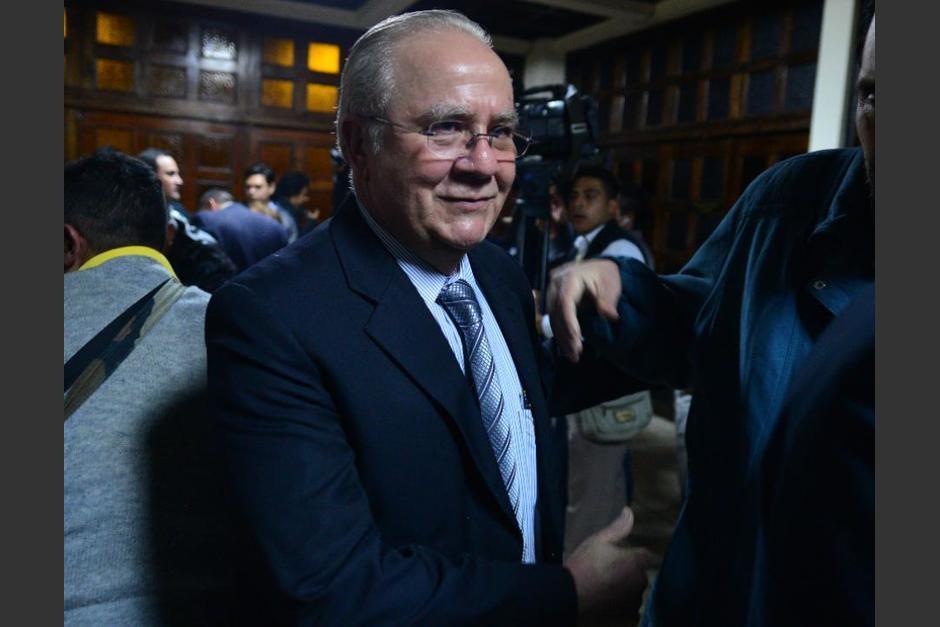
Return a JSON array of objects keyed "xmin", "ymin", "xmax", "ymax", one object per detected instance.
[{"xmin": 206, "ymin": 9, "xmax": 650, "ymax": 627}]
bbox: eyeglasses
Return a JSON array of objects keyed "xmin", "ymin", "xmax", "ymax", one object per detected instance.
[{"xmin": 369, "ymin": 116, "xmax": 534, "ymax": 160}]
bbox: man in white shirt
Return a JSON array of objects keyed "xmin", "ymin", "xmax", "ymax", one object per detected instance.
[{"xmin": 567, "ymin": 165, "xmax": 648, "ymax": 264}]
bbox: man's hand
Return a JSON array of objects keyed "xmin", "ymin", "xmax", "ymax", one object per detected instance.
[
  {"xmin": 565, "ymin": 507, "xmax": 654, "ymax": 625},
  {"xmin": 546, "ymin": 259, "xmax": 623, "ymax": 362}
]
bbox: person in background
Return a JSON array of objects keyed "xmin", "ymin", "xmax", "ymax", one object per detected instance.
[
  {"xmin": 193, "ymin": 188, "xmax": 288, "ymax": 272},
  {"xmin": 614, "ymin": 181, "xmax": 654, "ymax": 269},
  {"xmin": 65, "ymin": 150, "xmax": 235, "ymax": 624},
  {"xmin": 137, "ymin": 148, "xmax": 236, "ymax": 292},
  {"xmin": 244, "ymin": 162, "xmax": 299, "ymax": 242},
  {"xmin": 546, "ymin": 166, "xmax": 657, "ymax": 557},
  {"xmin": 563, "ymin": 165, "xmax": 647, "ymax": 266},
  {"xmin": 273, "ymin": 170, "xmax": 320, "ymax": 236}
]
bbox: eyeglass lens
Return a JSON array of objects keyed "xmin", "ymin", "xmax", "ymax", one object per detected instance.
[{"xmin": 425, "ymin": 129, "xmax": 530, "ymax": 159}]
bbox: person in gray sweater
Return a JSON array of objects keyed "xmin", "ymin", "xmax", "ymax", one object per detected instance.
[{"xmin": 64, "ymin": 150, "xmax": 237, "ymax": 625}]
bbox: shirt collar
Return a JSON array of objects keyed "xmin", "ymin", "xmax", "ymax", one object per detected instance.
[
  {"xmin": 78, "ymin": 246, "xmax": 177, "ymax": 278},
  {"xmin": 800, "ymin": 149, "xmax": 874, "ymax": 290},
  {"xmin": 578, "ymin": 223, "xmax": 606, "ymax": 245},
  {"xmin": 356, "ymin": 199, "xmax": 473, "ymax": 302},
  {"xmin": 810, "ymin": 148, "xmax": 871, "ymax": 240},
  {"xmin": 584, "ymin": 222, "xmax": 607, "ymax": 244}
]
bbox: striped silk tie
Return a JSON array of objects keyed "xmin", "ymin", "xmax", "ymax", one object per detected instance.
[{"xmin": 437, "ymin": 279, "xmax": 519, "ymax": 515}]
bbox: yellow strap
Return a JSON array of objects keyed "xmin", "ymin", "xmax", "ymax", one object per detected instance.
[{"xmin": 78, "ymin": 246, "xmax": 177, "ymax": 278}]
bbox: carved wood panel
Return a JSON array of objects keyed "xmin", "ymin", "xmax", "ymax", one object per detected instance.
[
  {"xmin": 567, "ymin": 0, "xmax": 824, "ymax": 270},
  {"xmin": 71, "ymin": 110, "xmax": 246, "ymax": 213}
]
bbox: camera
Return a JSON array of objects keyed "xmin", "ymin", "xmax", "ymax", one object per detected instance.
[{"xmin": 508, "ymin": 84, "xmax": 601, "ymax": 299}]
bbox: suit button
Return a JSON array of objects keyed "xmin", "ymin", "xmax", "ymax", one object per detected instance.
[{"xmin": 812, "ymin": 279, "xmax": 827, "ymax": 290}]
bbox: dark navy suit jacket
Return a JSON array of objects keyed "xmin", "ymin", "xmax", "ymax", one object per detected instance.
[
  {"xmin": 751, "ymin": 283, "xmax": 874, "ymax": 627},
  {"xmin": 193, "ymin": 203, "xmax": 288, "ymax": 272},
  {"xmin": 204, "ymin": 201, "xmax": 628, "ymax": 625}
]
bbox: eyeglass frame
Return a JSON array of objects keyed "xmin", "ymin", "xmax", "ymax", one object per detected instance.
[{"xmin": 366, "ymin": 115, "xmax": 535, "ymax": 160}]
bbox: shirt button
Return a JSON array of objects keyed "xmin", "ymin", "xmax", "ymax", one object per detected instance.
[{"xmin": 812, "ymin": 279, "xmax": 827, "ymax": 290}]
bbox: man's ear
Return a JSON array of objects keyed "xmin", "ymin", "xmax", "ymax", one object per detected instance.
[
  {"xmin": 64, "ymin": 224, "xmax": 90, "ymax": 273},
  {"xmin": 341, "ymin": 118, "xmax": 370, "ymax": 183}
]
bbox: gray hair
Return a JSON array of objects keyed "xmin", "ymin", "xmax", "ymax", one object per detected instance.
[
  {"xmin": 335, "ymin": 10, "xmax": 493, "ymax": 164},
  {"xmin": 198, "ymin": 188, "xmax": 233, "ymax": 210}
]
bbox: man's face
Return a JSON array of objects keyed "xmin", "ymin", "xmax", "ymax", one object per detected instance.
[
  {"xmin": 856, "ymin": 16, "xmax": 875, "ymax": 200},
  {"xmin": 245, "ymin": 174, "xmax": 275, "ymax": 204},
  {"xmin": 350, "ymin": 31, "xmax": 515, "ymax": 273},
  {"xmin": 155, "ymin": 155, "xmax": 183, "ymax": 201},
  {"xmin": 567, "ymin": 176, "xmax": 617, "ymax": 235},
  {"xmin": 288, "ymin": 185, "xmax": 310, "ymax": 209}
]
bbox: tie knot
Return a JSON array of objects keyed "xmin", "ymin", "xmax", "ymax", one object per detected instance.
[{"xmin": 437, "ymin": 279, "xmax": 482, "ymax": 330}]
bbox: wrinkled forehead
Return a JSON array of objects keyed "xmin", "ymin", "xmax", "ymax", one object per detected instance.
[{"xmin": 388, "ymin": 30, "xmax": 514, "ymax": 116}]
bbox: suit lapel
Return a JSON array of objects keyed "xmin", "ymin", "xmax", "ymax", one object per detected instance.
[{"xmin": 330, "ymin": 203, "xmax": 518, "ymax": 525}]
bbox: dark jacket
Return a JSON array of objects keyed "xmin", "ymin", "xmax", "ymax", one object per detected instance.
[
  {"xmin": 166, "ymin": 203, "xmax": 237, "ymax": 293},
  {"xmin": 583, "ymin": 148, "xmax": 873, "ymax": 626},
  {"xmin": 754, "ymin": 284, "xmax": 874, "ymax": 627},
  {"xmin": 205, "ymin": 200, "xmax": 630, "ymax": 625},
  {"xmin": 193, "ymin": 203, "xmax": 289, "ymax": 273}
]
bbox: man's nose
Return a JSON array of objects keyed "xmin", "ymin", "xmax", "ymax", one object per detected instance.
[{"xmin": 454, "ymin": 136, "xmax": 499, "ymax": 176}]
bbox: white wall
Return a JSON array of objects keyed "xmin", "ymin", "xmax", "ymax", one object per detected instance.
[
  {"xmin": 808, "ymin": 0, "xmax": 859, "ymax": 151},
  {"xmin": 523, "ymin": 39, "xmax": 566, "ymax": 91}
]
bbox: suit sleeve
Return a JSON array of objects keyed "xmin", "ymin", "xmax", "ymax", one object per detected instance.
[
  {"xmin": 577, "ymin": 195, "xmax": 742, "ymax": 389},
  {"xmin": 205, "ymin": 281, "xmax": 577, "ymax": 627}
]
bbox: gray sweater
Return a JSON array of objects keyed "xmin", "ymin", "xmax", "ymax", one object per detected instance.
[{"xmin": 65, "ymin": 255, "xmax": 234, "ymax": 625}]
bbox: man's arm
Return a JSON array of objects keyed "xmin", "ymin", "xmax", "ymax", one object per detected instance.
[
  {"xmin": 208, "ymin": 280, "xmax": 652, "ymax": 626},
  {"xmin": 599, "ymin": 239, "xmax": 645, "ymax": 263},
  {"xmin": 546, "ymin": 200, "xmax": 742, "ymax": 388}
]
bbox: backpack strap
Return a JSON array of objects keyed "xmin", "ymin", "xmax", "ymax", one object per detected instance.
[{"xmin": 64, "ymin": 278, "xmax": 187, "ymax": 421}]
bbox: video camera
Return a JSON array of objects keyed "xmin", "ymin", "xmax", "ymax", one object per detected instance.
[{"xmin": 510, "ymin": 84, "xmax": 601, "ymax": 301}]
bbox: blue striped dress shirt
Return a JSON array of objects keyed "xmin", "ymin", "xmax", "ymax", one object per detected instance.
[{"xmin": 358, "ymin": 203, "xmax": 539, "ymax": 563}]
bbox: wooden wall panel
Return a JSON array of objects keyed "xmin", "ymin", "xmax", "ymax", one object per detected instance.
[
  {"xmin": 69, "ymin": 107, "xmax": 338, "ymax": 217},
  {"xmin": 65, "ymin": 0, "xmax": 363, "ymax": 221},
  {"xmin": 566, "ymin": 0, "xmax": 824, "ymax": 270}
]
